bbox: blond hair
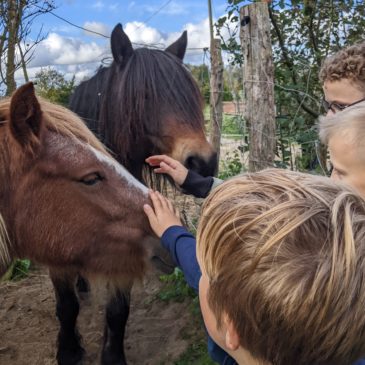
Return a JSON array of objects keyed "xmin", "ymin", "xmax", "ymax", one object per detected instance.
[
  {"xmin": 197, "ymin": 169, "xmax": 365, "ymax": 365},
  {"xmin": 319, "ymin": 41, "xmax": 365, "ymax": 90},
  {"xmin": 319, "ymin": 102, "xmax": 365, "ymax": 159}
]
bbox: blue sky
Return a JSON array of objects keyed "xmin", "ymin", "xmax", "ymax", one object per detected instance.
[
  {"xmin": 42, "ymin": 0, "xmax": 227, "ymax": 36},
  {"xmin": 20, "ymin": 0, "xmax": 232, "ymax": 83}
]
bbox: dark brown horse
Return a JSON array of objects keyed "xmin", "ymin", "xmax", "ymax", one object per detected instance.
[
  {"xmin": 69, "ymin": 24, "xmax": 217, "ymax": 365},
  {"xmin": 0, "ymin": 83, "xmax": 164, "ymax": 364},
  {"xmin": 69, "ymin": 23, "xmax": 217, "ymax": 181}
]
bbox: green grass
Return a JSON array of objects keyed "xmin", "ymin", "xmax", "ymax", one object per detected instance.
[
  {"xmin": 1, "ymin": 259, "xmax": 31, "ymax": 281},
  {"xmin": 158, "ymin": 268, "xmax": 216, "ymax": 364},
  {"xmin": 158, "ymin": 267, "xmax": 196, "ymax": 302}
]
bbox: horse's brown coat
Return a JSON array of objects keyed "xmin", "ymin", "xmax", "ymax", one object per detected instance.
[{"xmin": 0, "ymin": 83, "xmax": 154, "ymax": 280}]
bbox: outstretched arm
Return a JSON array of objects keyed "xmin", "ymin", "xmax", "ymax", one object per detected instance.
[
  {"xmin": 143, "ymin": 190, "xmax": 183, "ymax": 237},
  {"xmin": 146, "ymin": 155, "xmax": 218, "ymax": 198},
  {"xmin": 145, "ymin": 155, "xmax": 188, "ymax": 186},
  {"xmin": 143, "ymin": 190, "xmax": 201, "ymax": 291}
]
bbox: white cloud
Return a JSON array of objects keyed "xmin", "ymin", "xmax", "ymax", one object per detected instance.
[
  {"xmin": 124, "ymin": 22, "xmax": 165, "ymax": 46},
  {"xmin": 15, "ymin": 62, "xmax": 102, "ymax": 86},
  {"xmin": 11, "ymin": 16, "xmax": 235, "ymax": 89},
  {"xmin": 83, "ymin": 21, "xmax": 109, "ymax": 37},
  {"xmin": 28, "ymin": 33, "xmax": 109, "ymax": 67}
]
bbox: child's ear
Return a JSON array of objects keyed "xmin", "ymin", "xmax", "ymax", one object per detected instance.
[{"xmin": 223, "ymin": 313, "xmax": 240, "ymax": 351}]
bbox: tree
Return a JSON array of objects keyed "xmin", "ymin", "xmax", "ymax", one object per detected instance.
[
  {"xmin": 216, "ymin": 0, "xmax": 365, "ymax": 171},
  {"xmin": 187, "ymin": 64, "xmax": 211, "ymax": 103},
  {"xmin": 0, "ymin": 0, "xmax": 56, "ymax": 96},
  {"xmin": 34, "ymin": 67, "xmax": 76, "ymax": 106}
]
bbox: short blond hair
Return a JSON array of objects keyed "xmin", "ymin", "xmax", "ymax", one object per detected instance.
[
  {"xmin": 319, "ymin": 41, "xmax": 365, "ymax": 90},
  {"xmin": 197, "ymin": 169, "xmax": 365, "ymax": 365},
  {"xmin": 319, "ymin": 102, "xmax": 365, "ymax": 162}
]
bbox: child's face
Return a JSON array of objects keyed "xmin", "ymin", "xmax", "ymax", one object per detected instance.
[
  {"xmin": 198, "ymin": 271, "xmax": 227, "ymax": 349},
  {"xmin": 329, "ymin": 132, "xmax": 365, "ymax": 197},
  {"xmin": 323, "ymin": 79, "xmax": 365, "ymax": 115}
]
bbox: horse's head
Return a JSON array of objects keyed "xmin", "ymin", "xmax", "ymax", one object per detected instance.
[
  {"xmin": 101, "ymin": 24, "xmax": 217, "ymax": 181},
  {"xmin": 0, "ymin": 83, "xmax": 171, "ymax": 278}
]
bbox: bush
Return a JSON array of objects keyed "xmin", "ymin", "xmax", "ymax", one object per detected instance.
[{"xmin": 219, "ymin": 148, "xmax": 245, "ymax": 180}]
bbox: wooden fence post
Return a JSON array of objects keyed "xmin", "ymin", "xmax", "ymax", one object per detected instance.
[
  {"xmin": 240, "ymin": 2, "xmax": 276, "ymax": 172},
  {"xmin": 209, "ymin": 38, "xmax": 223, "ymax": 174}
]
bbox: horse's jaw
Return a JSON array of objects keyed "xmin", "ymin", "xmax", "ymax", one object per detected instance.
[{"xmin": 142, "ymin": 236, "xmax": 175, "ymax": 275}]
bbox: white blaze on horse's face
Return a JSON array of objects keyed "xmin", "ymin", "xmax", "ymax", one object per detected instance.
[{"xmin": 89, "ymin": 146, "xmax": 148, "ymax": 195}]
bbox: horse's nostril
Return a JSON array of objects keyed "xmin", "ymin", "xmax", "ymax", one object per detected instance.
[
  {"xmin": 186, "ymin": 154, "xmax": 218, "ymax": 177},
  {"xmin": 186, "ymin": 156, "xmax": 200, "ymax": 171}
]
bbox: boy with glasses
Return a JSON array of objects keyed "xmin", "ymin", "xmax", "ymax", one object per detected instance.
[{"xmin": 320, "ymin": 41, "xmax": 365, "ymax": 115}]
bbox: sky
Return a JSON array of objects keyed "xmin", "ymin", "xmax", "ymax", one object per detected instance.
[{"xmin": 19, "ymin": 0, "xmax": 232, "ymax": 84}]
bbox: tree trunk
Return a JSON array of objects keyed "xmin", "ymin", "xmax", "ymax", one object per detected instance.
[
  {"xmin": 209, "ymin": 38, "xmax": 223, "ymax": 175},
  {"xmin": 18, "ymin": 41, "xmax": 29, "ymax": 82},
  {"xmin": 5, "ymin": 0, "xmax": 17, "ymax": 95},
  {"xmin": 240, "ymin": 3, "xmax": 276, "ymax": 172}
]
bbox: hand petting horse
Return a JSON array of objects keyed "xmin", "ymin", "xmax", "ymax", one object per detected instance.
[{"xmin": 0, "ymin": 83, "xmax": 164, "ymax": 365}]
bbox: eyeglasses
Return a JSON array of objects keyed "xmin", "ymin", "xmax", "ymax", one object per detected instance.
[{"xmin": 322, "ymin": 97, "xmax": 365, "ymax": 113}]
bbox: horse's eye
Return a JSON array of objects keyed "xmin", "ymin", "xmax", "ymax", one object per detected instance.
[{"xmin": 80, "ymin": 173, "xmax": 103, "ymax": 186}]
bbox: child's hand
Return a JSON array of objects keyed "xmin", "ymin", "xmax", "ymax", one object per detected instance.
[
  {"xmin": 145, "ymin": 155, "xmax": 188, "ymax": 186},
  {"xmin": 143, "ymin": 190, "xmax": 183, "ymax": 238}
]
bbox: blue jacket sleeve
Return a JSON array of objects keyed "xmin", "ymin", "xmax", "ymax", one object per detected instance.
[
  {"xmin": 160, "ymin": 226, "xmax": 238, "ymax": 365},
  {"xmin": 161, "ymin": 225, "xmax": 201, "ymax": 292}
]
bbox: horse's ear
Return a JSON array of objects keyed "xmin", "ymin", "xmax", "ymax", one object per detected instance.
[
  {"xmin": 165, "ymin": 31, "xmax": 187, "ymax": 60},
  {"xmin": 111, "ymin": 23, "xmax": 134, "ymax": 65},
  {"xmin": 9, "ymin": 82, "xmax": 43, "ymax": 153}
]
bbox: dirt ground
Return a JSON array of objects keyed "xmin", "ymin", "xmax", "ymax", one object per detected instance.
[
  {"xmin": 0, "ymin": 193, "xmax": 203, "ymax": 365},
  {"xmin": 0, "ymin": 264, "xmax": 196, "ymax": 365}
]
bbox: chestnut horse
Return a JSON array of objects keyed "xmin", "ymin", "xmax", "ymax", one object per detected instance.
[
  {"xmin": 69, "ymin": 23, "xmax": 217, "ymax": 365},
  {"xmin": 0, "ymin": 83, "xmax": 163, "ymax": 364}
]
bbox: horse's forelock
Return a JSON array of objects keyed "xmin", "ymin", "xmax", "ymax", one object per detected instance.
[
  {"xmin": 99, "ymin": 48, "xmax": 204, "ymax": 166},
  {"xmin": 119, "ymin": 48, "xmax": 204, "ymax": 129}
]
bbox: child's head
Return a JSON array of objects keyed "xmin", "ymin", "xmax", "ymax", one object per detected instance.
[
  {"xmin": 319, "ymin": 102, "xmax": 365, "ymax": 197},
  {"xmin": 319, "ymin": 41, "xmax": 365, "ymax": 114},
  {"xmin": 197, "ymin": 169, "xmax": 365, "ymax": 365}
]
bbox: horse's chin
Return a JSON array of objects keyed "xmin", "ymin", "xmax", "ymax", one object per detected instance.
[
  {"xmin": 142, "ymin": 236, "xmax": 175, "ymax": 274},
  {"xmin": 149, "ymin": 255, "xmax": 175, "ymax": 274}
]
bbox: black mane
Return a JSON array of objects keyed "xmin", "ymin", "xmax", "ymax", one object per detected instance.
[{"xmin": 69, "ymin": 25, "xmax": 210, "ymax": 184}]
